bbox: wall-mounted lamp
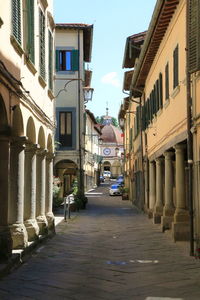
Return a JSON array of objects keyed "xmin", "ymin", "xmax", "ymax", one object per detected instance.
[{"xmin": 83, "ymin": 87, "xmax": 94, "ymax": 103}]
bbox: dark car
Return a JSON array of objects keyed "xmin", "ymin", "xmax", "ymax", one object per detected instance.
[{"xmin": 100, "ymin": 176, "xmax": 105, "ymax": 182}]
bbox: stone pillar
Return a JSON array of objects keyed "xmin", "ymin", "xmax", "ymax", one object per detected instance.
[
  {"xmin": 153, "ymin": 157, "xmax": 164, "ymax": 224},
  {"xmin": 148, "ymin": 160, "xmax": 156, "ymax": 218},
  {"xmin": 36, "ymin": 150, "xmax": 48, "ymax": 235},
  {"xmin": 24, "ymin": 144, "xmax": 39, "ymax": 241},
  {"xmin": 9, "ymin": 138, "xmax": 28, "ymax": 249},
  {"xmin": 161, "ymin": 151, "xmax": 175, "ymax": 231},
  {"xmin": 172, "ymin": 144, "xmax": 189, "ymax": 241},
  {"xmin": 0, "ymin": 136, "xmax": 12, "ymax": 259},
  {"xmin": 46, "ymin": 153, "xmax": 55, "ymax": 232}
]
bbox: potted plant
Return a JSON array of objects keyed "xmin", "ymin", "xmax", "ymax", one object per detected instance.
[{"xmin": 120, "ymin": 187, "xmax": 129, "ymax": 200}]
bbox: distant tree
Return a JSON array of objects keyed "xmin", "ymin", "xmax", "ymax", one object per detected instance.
[
  {"xmin": 112, "ymin": 117, "xmax": 118, "ymax": 127},
  {"xmin": 95, "ymin": 116, "xmax": 104, "ymax": 124},
  {"xmin": 95, "ymin": 116, "xmax": 118, "ymax": 127}
]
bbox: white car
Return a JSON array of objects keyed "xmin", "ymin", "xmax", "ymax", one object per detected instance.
[
  {"xmin": 109, "ymin": 184, "xmax": 122, "ymax": 196},
  {"xmin": 103, "ymin": 171, "xmax": 111, "ymax": 178}
]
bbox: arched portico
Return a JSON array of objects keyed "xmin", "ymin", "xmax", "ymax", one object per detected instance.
[
  {"xmin": 9, "ymin": 105, "xmax": 28, "ymax": 249},
  {"xmin": 55, "ymin": 159, "xmax": 78, "ymax": 198},
  {"xmin": 0, "ymin": 95, "xmax": 12, "ymax": 259}
]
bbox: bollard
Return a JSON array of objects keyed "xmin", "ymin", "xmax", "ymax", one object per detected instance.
[
  {"xmin": 64, "ymin": 197, "xmax": 67, "ymax": 221},
  {"xmin": 68, "ymin": 196, "xmax": 71, "ymax": 219}
]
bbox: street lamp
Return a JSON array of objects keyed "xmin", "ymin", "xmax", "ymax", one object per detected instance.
[{"xmin": 83, "ymin": 87, "xmax": 94, "ymax": 103}]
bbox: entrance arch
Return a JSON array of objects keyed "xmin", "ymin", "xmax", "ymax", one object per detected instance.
[{"xmin": 55, "ymin": 159, "xmax": 78, "ymax": 197}]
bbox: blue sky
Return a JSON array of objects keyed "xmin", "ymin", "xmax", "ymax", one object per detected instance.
[{"xmin": 54, "ymin": 0, "xmax": 157, "ymax": 119}]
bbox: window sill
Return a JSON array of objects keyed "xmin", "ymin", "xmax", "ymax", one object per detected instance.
[
  {"xmin": 164, "ymin": 99, "xmax": 170, "ymax": 109},
  {"xmin": 10, "ymin": 35, "xmax": 24, "ymax": 57},
  {"xmin": 171, "ymin": 85, "xmax": 180, "ymax": 99},
  {"xmin": 38, "ymin": 75, "xmax": 47, "ymax": 88},
  {"xmin": 25, "ymin": 55, "xmax": 37, "ymax": 75},
  {"xmin": 48, "ymin": 89, "xmax": 55, "ymax": 100}
]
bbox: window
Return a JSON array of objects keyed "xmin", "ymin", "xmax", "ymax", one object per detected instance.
[
  {"xmin": 12, "ymin": 0, "xmax": 21, "ymax": 44},
  {"xmin": 173, "ymin": 45, "xmax": 179, "ymax": 89},
  {"xmin": 56, "ymin": 49, "xmax": 79, "ymax": 71},
  {"xmin": 188, "ymin": 0, "xmax": 200, "ymax": 72},
  {"xmin": 59, "ymin": 112, "xmax": 72, "ymax": 147},
  {"xmin": 159, "ymin": 73, "xmax": 163, "ymax": 108},
  {"xmin": 26, "ymin": 0, "xmax": 35, "ymax": 63},
  {"xmin": 165, "ymin": 63, "xmax": 169, "ymax": 100},
  {"xmin": 48, "ymin": 30, "xmax": 53, "ymax": 90},
  {"xmin": 39, "ymin": 9, "xmax": 45, "ymax": 79}
]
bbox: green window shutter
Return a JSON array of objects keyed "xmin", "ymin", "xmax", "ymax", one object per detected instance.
[
  {"xmin": 71, "ymin": 50, "xmax": 79, "ymax": 71},
  {"xmin": 48, "ymin": 31, "xmax": 53, "ymax": 90},
  {"xmin": 39, "ymin": 9, "xmax": 46, "ymax": 80},
  {"xmin": 165, "ymin": 63, "xmax": 169, "ymax": 100},
  {"xmin": 159, "ymin": 73, "xmax": 163, "ymax": 108},
  {"xmin": 27, "ymin": 0, "xmax": 34, "ymax": 63},
  {"xmin": 173, "ymin": 45, "xmax": 179, "ymax": 89},
  {"xmin": 12, "ymin": 0, "xmax": 21, "ymax": 44},
  {"xmin": 55, "ymin": 50, "xmax": 59, "ymax": 71},
  {"xmin": 188, "ymin": 0, "xmax": 200, "ymax": 72}
]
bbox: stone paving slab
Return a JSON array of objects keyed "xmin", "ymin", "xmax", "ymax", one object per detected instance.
[{"xmin": 0, "ymin": 184, "xmax": 200, "ymax": 299}]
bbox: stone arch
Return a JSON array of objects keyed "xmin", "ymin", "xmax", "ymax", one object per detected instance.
[
  {"xmin": 38, "ymin": 126, "xmax": 46, "ymax": 149},
  {"xmin": 54, "ymin": 159, "xmax": 78, "ymax": 197},
  {"xmin": 0, "ymin": 94, "xmax": 8, "ymax": 134},
  {"xmin": 47, "ymin": 134, "xmax": 53, "ymax": 153},
  {"xmin": 103, "ymin": 161, "xmax": 111, "ymax": 171},
  {"xmin": 12, "ymin": 105, "xmax": 24, "ymax": 137},
  {"xmin": 26, "ymin": 117, "xmax": 36, "ymax": 144}
]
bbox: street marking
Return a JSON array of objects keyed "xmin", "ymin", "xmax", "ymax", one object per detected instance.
[{"xmin": 85, "ymin": 192, "xmax": 103, "ymax": 195}]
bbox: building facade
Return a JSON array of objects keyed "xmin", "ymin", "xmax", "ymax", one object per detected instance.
[
  {"xmin": 54, "ymin": 23, "xmax": 93, "ymax": 197},
  {"xmin": 100, "ymin": 113, "xmax": 123, "ymax": 179},
  {"xmin": 120, "ymin": 0, "xmax": 199, "ymax": 249},
  {"xmin": 84, "ymin": 109, "xmax": 102, "ymax": 191},
  {"xmin": 0, "ymin": 0, "xmax": 55, "ymax": 259}
]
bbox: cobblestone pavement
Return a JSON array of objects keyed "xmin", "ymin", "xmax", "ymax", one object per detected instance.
[{"xmin": 0, "ymin": 182, "xmax": 200, "ymax": 300}]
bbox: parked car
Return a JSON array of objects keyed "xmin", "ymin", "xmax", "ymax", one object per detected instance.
[
  {"xmin": 109, "ymin": 184, "xmax": 122, "ymax": 196},
  {"xmin": 116, "ymin": 175, "xmax": 124, "ymax": 186},
  {"xmin": 100, "ymin": 176, "xmax": 105, "ymax": 183},
  {"xmin": 103, "ymin": 171, "xmax": 111, "ymax": 178}
]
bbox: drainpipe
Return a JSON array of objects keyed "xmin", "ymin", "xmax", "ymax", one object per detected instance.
[
  {"xmin": 186, "ymin": 1, "xmax": 194, "ymax": 256},
  {"xmin": 77, "ymin": 29, "xmax": 84, "ymax": 196}
]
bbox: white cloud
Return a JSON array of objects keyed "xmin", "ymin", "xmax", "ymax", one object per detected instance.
[{"xmin": 101, "ymin": 72, "xmax": 121, "ymax": 88}]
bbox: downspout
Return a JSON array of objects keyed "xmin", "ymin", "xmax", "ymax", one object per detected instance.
[
  {"xmin": 186, "ymin": 0, "xmax": 194, "ymax": 256},
  {"xmin": 77, "ymin": 29, "xmax": 84, "ymax": 195}
]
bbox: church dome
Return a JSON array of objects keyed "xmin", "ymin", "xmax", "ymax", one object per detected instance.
[{"xmin": 101, "ymin": 123, "xmax": 123, "ymax": 144}]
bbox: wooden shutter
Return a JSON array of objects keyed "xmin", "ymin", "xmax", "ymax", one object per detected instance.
[
  {"xmin": 55, "ymin": 50, "xmax": 59, "ymax": 71},
  {"xmin": 39, "ymin": 9, "xmax": 46, "ymax": 79},
  {"xmin": 165, "ymin": 63, "xmax": 169, "ymax": 100},
  {"xmin": 188, "ymin": 0, "xmax": 200, "ymax": 73},
  {"xmin": 27, "ymin": 0, "xmax": 34, "ymax": 63},
  {"xmin": 173, "ymin": 45, "xmax": 179, "ymax": 89},
  {"xmin": 48, "ymin": 31, "xmax": 53, "ymax": 90},
  {"xmin": 159, "ymin": 73, "xmax": 163, "ymax": 108},
  {"xmin": 12, "ymin": 0, "xmax": 21, "ymax": 44},
  {"xmin": 71, "ymin": 50, "xmax": 79, "ymax": 71}
]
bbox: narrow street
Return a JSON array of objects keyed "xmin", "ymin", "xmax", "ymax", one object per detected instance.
[{"xmin": 0, "ymin": 182, "xmax": 200, "ymax": 300}]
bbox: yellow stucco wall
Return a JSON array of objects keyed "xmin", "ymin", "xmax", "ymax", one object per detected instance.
[{"xmin": 145, "ymin": 1, "xmax": 187, "ymax": 158}]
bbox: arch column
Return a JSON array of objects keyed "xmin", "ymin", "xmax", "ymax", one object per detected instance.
[
  {"xmin": 148, "ymin": 160, "xmax": 156, "ymax": 218},
  {"xmin": 46, "ymin": 153, "xmax": 55, "ymax": 232},
  {"xmin": 172, "ymin": 144, "xmax": 189, "ymax": 241},
  {"xmin": 0, "ymin": 136, "xmax": 12, "ymax": 258},
  {"xmin": 36, "ymin": 149, "xmax": 48, "ymax": 235},
  {"xmin": 153, "ymin": 157, "xmax": 164, "ymax": 224},
  {"xmin": 24, "ymin": 144, "xmax": 39, "ymax": 241},
  {"xmin": 161, "ymin": 151, "xmax": 175, "ymax": 230},
  {"xmin": 9, "ymin": 137, "xmax": 28, "ymax": 249}
]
